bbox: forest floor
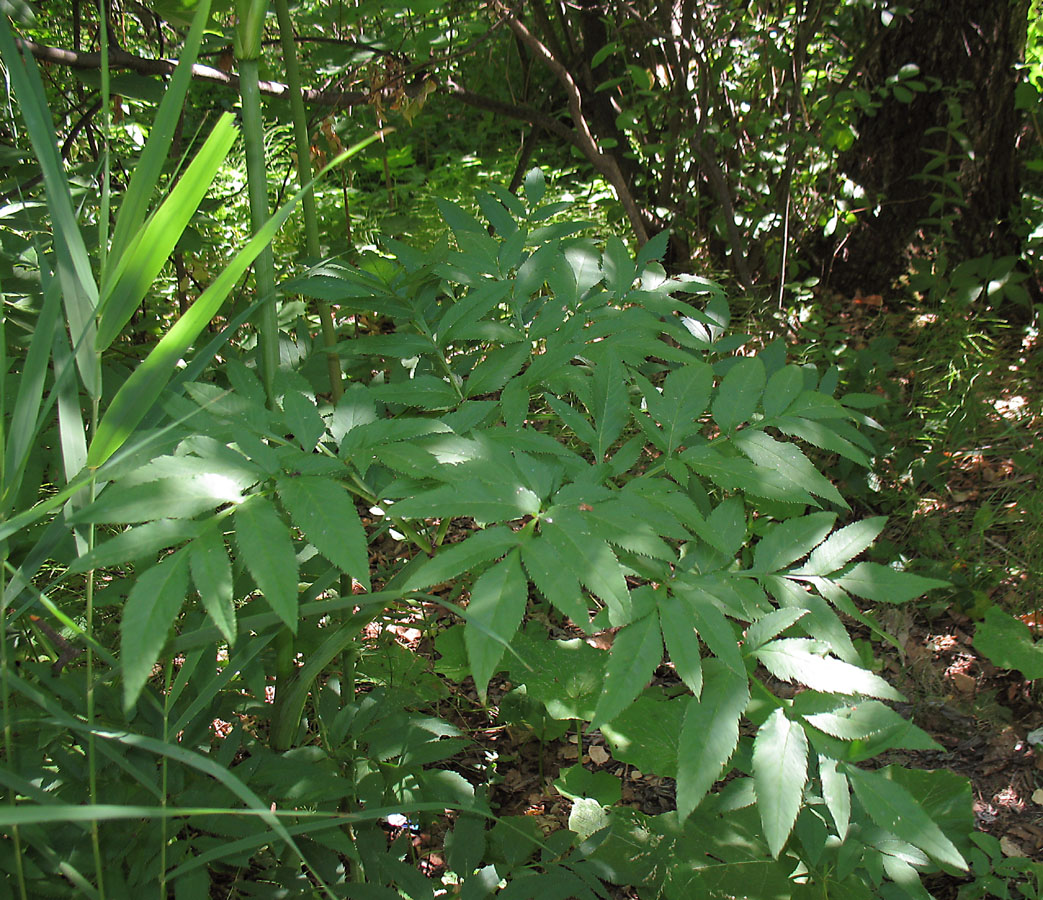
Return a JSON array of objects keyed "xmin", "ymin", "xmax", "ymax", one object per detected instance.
[{"xmin": 366, "ymin": 291, "xmax": 1043, "ymax": 897}]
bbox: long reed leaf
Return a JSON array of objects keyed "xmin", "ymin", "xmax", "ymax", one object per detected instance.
[
  {"xmin": 96, "ymin": 114, "xmax": 238, "ymax": 351},
  {"xmin": 2, "ymin": 277, "xmax": 62, "ymax": 510},
  {"xmin": 87, "ymin": 134, "xmax": 387, "ymax": 469},
  {"xmin": 104, "ymin": 0, "xmax": 214, "ymax": 271},
  {"xmin": 0, "ymin": 15, "xmax": 99, "ymax": 398}
]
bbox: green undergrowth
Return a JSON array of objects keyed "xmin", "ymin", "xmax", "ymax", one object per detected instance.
[
  {"xmin": 778, "ymin": 289, "xmax": 1042, "ymax": 624},
  {"xmin": 2, "ymin": 163, "xmax": 985, "ymax": 898}
]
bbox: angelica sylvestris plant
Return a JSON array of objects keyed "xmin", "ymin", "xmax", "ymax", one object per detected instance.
[{"xmin": 0, "ymin": 76, "xmax": 972, "ymax": 894}]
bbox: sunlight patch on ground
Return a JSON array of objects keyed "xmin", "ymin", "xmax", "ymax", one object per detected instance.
[{"xmin": 992, "ymin": 394, "xmax": 1031, "ymax": 420}]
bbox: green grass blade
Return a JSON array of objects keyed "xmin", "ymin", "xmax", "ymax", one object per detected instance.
[
  {"xmin": 97, "ymin": 113, "xmax": 238, "ymax": 351},
  {"xmin": 87, "ymin": 135, "xmax": 385, "ymax": 469},
  {"xmin": 269, "ymin": 610, "xmax": 372, "ymax": 749},
  {"xmin": 51, "ymin": 323, "xmax": 89, "ymax": 488},
  {"xmin": 2, "ymin": 276, "xmax": 61, "ymax": 508},
  {"xmin": 0, "ymin": 16, "xmax": 99, "ymax": 398},
  {"xmin": 104, "ymin": 0, "xmax": 213, "ymax": 270}
]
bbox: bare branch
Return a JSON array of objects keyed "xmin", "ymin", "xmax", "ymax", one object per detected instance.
[
  {"xmin": 15, "ymin": 38, "xmax": 368, "ymax": 109},
  {"xmin": 492, "ymin": 4, "xmax": 650, "ymax": 245}
]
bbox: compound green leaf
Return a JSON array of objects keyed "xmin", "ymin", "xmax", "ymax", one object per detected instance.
[
  {"xmin": 464, "ymin": 549, "xmax": 529, "ymax": 701},
  {"xmin": 712, "ymin": 357, "xmax": 765, "ymax": 433},
  {"xmin": 753, "ymin": 708, "xmax": 808, "ymax": 857},
  {"xmin": 754, "ymin": 638, "xmax": 902, "ymax": 700},
  {"xmin": 658, "ymin": 596, "xmax": 703, "ymax": 696},
  {"xmin": 589, "ymin": 352, "xmax": 628, "ymax": 461},
  {"xmin": 818, "ymin": 755, "xmax": 850, "ymax": 838},
  {"xmin": 69, "ymin": 518, "xmax": 201, "ymax": 573},
  {"xmin": 522, "ymin": 536, "xmax": 591, "ymax": 628},
  {"xmin": 751, "ymin": 512, "xmax": 837, "ymax": 573},
  {"xmin": 845, "ymin": 766, "xmax": 967, "ymax": 870},
  {"xmin": 281, "ymin": 390, "xmax": 325, "ymax": 452},
  {"xmin": 465, "ymin": 342, "xmax": 530, "ymax": 399},
  {"xmin": 762, "ymin": 365, "xmax": 805, "ymax": 418},
  {"xmin": 676, "ymin": 585, "xmax": 744, "ymax": 676},
  {"xmin": 775, "ymin": 415, "xmax": 872, "ymax": 468},
  {"xmin": 682, "ymin": 445, "xmax": 816, "ymax": 506},
  {"xmin": 403, "ymin": 526, "xmax": 521, "ymax": 591},
  {"xmin": 636, "ymin": 229, "xmax": 671, "ymax": 270},
  {"xmin": 541, "ymin": 518, "xmax": 632, "ymax": 625},
  {"xmin": 676, "ymin": 661, "xmax": 750, "ymax": 820},
  {"xmin": 507, "ymin": 630, "xmax": 604, "ymax": 721},
  {"xmin": 68, "ymin": 476, "xmax": 241, "ymax": 524},
  {"xmin": 277, "ymin": 475, "xmax": 370, "ymax": 590},
  {"xmin": 742, "ymin": 608, "xmax": 808, "ymax": 653},
  {"xmin": 836, "ymin": 562, "xmax": 948, "ymax": 604},
  {"xmin": 791, "ymin": 517, "xmax": 886, "ymax": 576},
  {"xmin": 602, "ymin": 235, "xmax": 636, "ymax": 297},
  {"xmin": 733, "ymin": 430, "xmax": 848, "ymax": 508},
  {"xmin": 601, "ymin": 693, "xmax": 683, "ymax": 777},
  {"xmin": 391, "ymin": 479, "xmax": 540, "ymax": 525},
  {"xmin": 705, "ymin": 496, "xmax": 747, "ymax": 557},
  {"xmin": 234, "ymin": 494, "xmax": 299, "ymax": 632},
  {"xmin": 591, "ymin": 613, "xmax": 663, "ymax": 728},
  {"xmin": 972, "ymin": 606, "xmax": 1043, "ymax": 679},
  {"xmin": 641, "ymin": 362, "xmax": 713, "ymax": 456},
  {"xmin": 370, "ymin": 375, "xmax": 459, "ymax": 411},
  {"xmin": 523, "ymin": 167, "xmax": 546, "ymax": 205},
  {"xmin": 444, "ymin": 812, "xmax": 487, "ymax": 881},
  {"xmin": 121, "ymin": 549, "xmax": 190, "ymax": 708},
  {"xmin": 189, "ymin": 520, "xmax": 235, "ymax": 644},
  {"xmin": 543, "ymin": 394, "xmax": 597, "ymax": 445},
  {"xmin": 803, "ymin": 700, "xmax": 914, "ymax": 740},
  {"xmin": 765, "ymin": 574, "xmax": 859, "ymax": 663}
]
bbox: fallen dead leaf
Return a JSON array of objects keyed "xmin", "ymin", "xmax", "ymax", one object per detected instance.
[
  {"xmin": 588, "ymin": 745, "xmax": 610, "ymax": 766},
  {"xmin": 1000, "ymin": 836, "xmax": 1028, "ymax": 857},
  {"xmin": 950, "ymin": 671, "xmax": 977, "ymax": 696}
]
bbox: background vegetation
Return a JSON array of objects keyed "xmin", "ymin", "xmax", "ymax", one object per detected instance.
[{"xmin": 0, "ymin": 1, "xmax": 1040, "ymax": 897}]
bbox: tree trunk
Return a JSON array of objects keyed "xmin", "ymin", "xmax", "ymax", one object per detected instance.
[{"xmin": 822, "ymin": 0, "xmax": 1029, "ymax": 297}]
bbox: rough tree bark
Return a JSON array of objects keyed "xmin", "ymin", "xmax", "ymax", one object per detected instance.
[{"xmin": 821, "ymin": 0, "xmax": 1031, "ymax": 297}]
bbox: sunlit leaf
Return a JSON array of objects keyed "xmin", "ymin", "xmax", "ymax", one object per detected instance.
[
  {"xmin": 464, "ymin": 550, "xmax": 529, "ymax": 701},
  {"xmin": 277, "ymin": 475, "xmax": 370, "ymax": 590},
  {"xmin": 754, "ymin": 638, "xmax": 902, "ymax": 700},
  {"xmin": 753, "ymin": 708, "xmax": 808, "ymax": 857},
  {"xmin": 591, "ymin": 613, "xmax": 662, "ymax": 728},
  {"xmin": 819, "ymin": 755, "xmax": 850, "ymax": 838},
  {"xmin": 676, "ymin": 661, "xmax": 749, "ymax": 819},
  {"xmin": 751, "ymin": 512, "xmax": 836, "ymax": 573},
  {"xmin": 846, "ymin": 766, "xmax": 967, "ymax": 870},
  {"xmin": 121, "ymin": 549, "xmax": 190, "ymax": 708},
  {"xmin": 836, "ymin": 562, "xmax": 948, "ymax": 604},
  {"xmin": 189, "ymin": 520, "xmax": 236, "ymax": 644},
  {"xmin": 791, "ymin": 517, "xmax": 887, "ymax": 576},
  {"xmin": 733, "ymin": 430, "xmax": 848, "ymax": 508},
  {"xmin": 235, "ymin": 494, "xmax": 299, "ymax": 632}
]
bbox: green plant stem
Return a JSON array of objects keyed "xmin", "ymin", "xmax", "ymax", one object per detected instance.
[
  {"xmin": 273, "ymin": 0, "xmax": 342, "ymax": 402},
  {"xmin": 271, "ymin": 0, "xmax": 356, "ymax": 771},
  {"xmin": 159, "ymin": 657, "xmax": 173, "ymax": 898},
  {"xmin": 85, "ymin": 575, "xmax": 104, "ymax": 894},
  {"xmin": 236, "ymin": 5, "xmax": 301, "ymax": 752},
  {"xmin": 236, "ymin": 55, "xmax": 280, "ymax": 405},
  {"xmin": 0, "ymin": 562, "xmax": 29, "ymax": 900}
]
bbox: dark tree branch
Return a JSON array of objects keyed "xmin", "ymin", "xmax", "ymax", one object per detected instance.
[
  {"xmin": 443, "ymin": 77, "xmax": 578, "ymax": 148},
  {"xmin": 15, "ymin": 38, "xmax": 369, "ymax": 108},
  {"xmin": 494, "ymin": 4, "xmax": 650, "ymax": 245}
]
